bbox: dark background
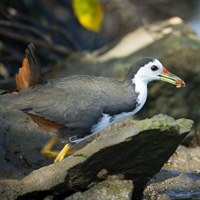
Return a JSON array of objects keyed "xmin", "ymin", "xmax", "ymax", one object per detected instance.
[{"xmin": 0, "ymin": 0, "xmax": 199, "ymax": 78}]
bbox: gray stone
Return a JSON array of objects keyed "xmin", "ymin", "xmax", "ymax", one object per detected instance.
[
  {"xmin": 0, "ymin": 105, "xmax": 193, "ymax": 200},
  {"xmin": 145, "ymin": 145, "xmax": 200, "ymax": 199},
  {"xmin": 65, "ymin": 175, "xmax": 133, "ymax": 200}
]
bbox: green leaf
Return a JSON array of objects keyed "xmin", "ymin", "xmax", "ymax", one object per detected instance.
[{"xmin": 73, "ymin": 0, "xmax": 104, "ymax": 32}]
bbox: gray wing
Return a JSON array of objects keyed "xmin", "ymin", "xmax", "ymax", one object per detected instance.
[
  {"xmin": 0, "ymin": 77, "xmax": 110, "ymax": 128},
  {"xmin": 0, "ymin": 76, "xmax": 137, "ymax": 129},
  {"xmin": 25, "ymin": 90, "xmax": 103, "ymax": 129}
]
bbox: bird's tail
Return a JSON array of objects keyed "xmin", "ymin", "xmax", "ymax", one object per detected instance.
[
  {"xmin": 0, "ymin": 43, "xmax": 43, "ymax": 107},
  {"xmin": 16, "ymin": 43, "xmax": 43, "ymax": 92}
]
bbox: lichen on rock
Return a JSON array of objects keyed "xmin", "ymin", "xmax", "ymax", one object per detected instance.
[{"xmin": 0, "ymin": 105, "xmax": 193, "ymax": 200}]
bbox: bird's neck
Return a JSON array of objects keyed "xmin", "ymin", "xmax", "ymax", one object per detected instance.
[
  {"xmin": 134, "ymin": 80, "xmax": 148, "ymax": 108},
  {"xmin": 124, "ymin": 76, "xmax": 148, "ymax": 112}
]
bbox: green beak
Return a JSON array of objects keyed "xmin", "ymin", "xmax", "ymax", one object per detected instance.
[{"xmin": 160, "ymin": 67, "xmax": 186, "ymax": 87}]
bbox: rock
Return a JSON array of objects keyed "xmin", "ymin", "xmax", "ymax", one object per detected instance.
[
  {"xmin": 65, "ymin": 175, "xmax": 133, "ymax": 200},
  {"xmin": 145, "ymin": 145, "xmax": 200, "ymax": 199},
  {"xmin": 164, "ymin": 145, "xmax": 200, "ymax": 173},
  {"xmin": 0, "ymin": 105, "xmax": 62, "ymax": 179},
  {"xmin": 134, "ymin": 0, "xmax": 195, "ymax": 20},
  {"xmin": 0, "ymin": 105, "xmax": 193, "ymax": 200},
  {"xmin": 189, "ymin": 127, "xmax": 200, "ymax": 147},
  {"xmin": 45, "ymin": 17, "xmax": 200, "ymax": 124},
  {"xmin": 146, "ymin": 174, "xmax": 200, "ymax": 200},
  {"xmin": 145, "ymin": 191, "xmax": 171, "ymax": 200}
]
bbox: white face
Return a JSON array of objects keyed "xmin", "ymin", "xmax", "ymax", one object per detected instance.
[{"xmin": 132, "ymin": 59, "xmax": 163, "ymax": 84}]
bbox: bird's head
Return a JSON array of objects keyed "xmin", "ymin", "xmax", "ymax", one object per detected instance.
[{"xmin": 126, "ymin": 58, "xmax": 185, "ymax": 88}]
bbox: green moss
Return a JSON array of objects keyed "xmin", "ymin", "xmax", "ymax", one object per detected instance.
[
  {"xmin": 176, "ymin": 118, "xmax": 194, "ymax": 133},
  {"xmin": 75, "ymin": 151, "xmax": 88, "ymax": 158}
]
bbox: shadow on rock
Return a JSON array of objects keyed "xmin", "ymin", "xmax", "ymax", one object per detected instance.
[{"xmin": 0, "ymin": 105, "xmax": 193, "ymax": 200}]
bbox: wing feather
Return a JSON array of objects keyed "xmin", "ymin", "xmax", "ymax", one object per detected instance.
[{"xmin": 1, "ymin": 76, "xmax": 136, "ymax": 130}]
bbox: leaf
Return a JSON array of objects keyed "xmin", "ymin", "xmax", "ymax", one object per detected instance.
[{"xmin": 72, "ymin": 0, "xmax": 104, "ymax": 32}]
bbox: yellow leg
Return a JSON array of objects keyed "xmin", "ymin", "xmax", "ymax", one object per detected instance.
[
  {"xmin": 54, "ymin": 143, "xmax": 71, "ymax": 163},
  {"xmin": 40, "ymin": 136, "xmax": 80, "ymax": 162},
  {"xmin": 40, "ymin": 136, "xmax": 60, "ymax": 158}
]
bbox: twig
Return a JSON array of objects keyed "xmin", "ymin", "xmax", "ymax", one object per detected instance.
[
  {"xmin": 0, "ymin": 54, "xmax": 24, "ymax": 62},
  {"xmin": 0, "ymin": 7, "xmax": 79, "ymax": 51},
  {"xmin": 0, "ymin": 28, "xmax": 71, "ymax": 55},
  {"xmin": 0, "ymin": 78, "xmax": 16, "ymax": 90},
  {"xmin": 46, "ymin": 25, "xmax": 79, "ymax": 50},
  {"xmin": 0, "ymin": 19, "xmax": 52, "ymax": 44}
]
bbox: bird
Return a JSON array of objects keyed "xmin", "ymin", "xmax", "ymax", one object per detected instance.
[{"xmin": 0, "ymin": 44, "xmax": 186, "ymax": 163}]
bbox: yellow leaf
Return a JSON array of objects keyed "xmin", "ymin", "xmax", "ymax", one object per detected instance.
[{"xmin": 73, "ymin": 0, "xmax": 104, "ymax": 32}]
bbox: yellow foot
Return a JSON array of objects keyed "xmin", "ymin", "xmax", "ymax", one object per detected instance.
[
  {"xmin": 54, "ymin": 143, "xmax": 71, "ymax": 163},
  {"xmin": 40, "ymin": 136, "xmax": 81, "ymax": 162},
  {"xmin": 40, "ymin": 136, "xmax": 60, "ymax": 158}
]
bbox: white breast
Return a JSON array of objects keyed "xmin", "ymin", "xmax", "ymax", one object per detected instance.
[
  {"xmin": 72, "ymin": 110, "xmax": 137, "ymax": 144},
  {"xmin": 132, "ymin": 73, "xmax": 148, "ymax": 111},
  {"xmin": 91, "ymin": 83, "xmax": 147, "ymax": 136},
  {"xmin": 91, "ymin": 113, "xmax": 112, "ymax": 134}
]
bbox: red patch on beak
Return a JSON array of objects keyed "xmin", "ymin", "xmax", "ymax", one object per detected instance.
[{"xmin": 162, "ymin": 67, "xmax": 170, "ymax": 74}]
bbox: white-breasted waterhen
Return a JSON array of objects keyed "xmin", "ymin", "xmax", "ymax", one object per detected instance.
[{"xmin": 0, "ymin": 44, "xmax": 186, "ymax": 163}]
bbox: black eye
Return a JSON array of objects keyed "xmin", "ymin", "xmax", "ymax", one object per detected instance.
[{"xmin": 151, "ymin": 65, "xmax": 158, "ymax": 71}]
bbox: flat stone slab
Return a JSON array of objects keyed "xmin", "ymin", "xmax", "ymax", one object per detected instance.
[{"xmin": 0, "ymin": 110, "xmax": 193, "ymax": 200}]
